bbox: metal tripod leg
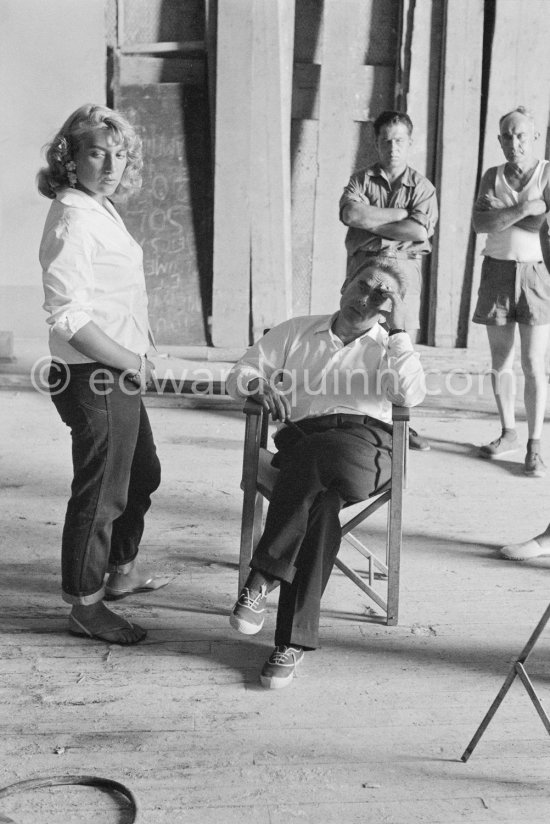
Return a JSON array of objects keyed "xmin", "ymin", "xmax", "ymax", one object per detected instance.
[{"xmin": 461, "ymin": 601, "xmax": 550, "ymax": 762}]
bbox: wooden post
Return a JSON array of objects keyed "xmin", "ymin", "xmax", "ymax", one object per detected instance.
[
  {"xmin": 310, "ymin": 1, "xmax": 364, "ymax": 314},
  {"xmin": 211, "ymin": 0, "xmax": 254, "ymax": 348},
  {"xmin": 204, "ymin": 0, "xmax": 217, "ymax": 161},
  {"xmin": 399, "ymin": 0, "xmax": 432, "ymax": 180},
  {"xmin": 398, "ymin": 0, "xmax": 446, "ymax": 345},
  {"xmin": 211, "ymin": 0, "xmax": 294, "ymax": 348},
  {"xmin": 249, "ymin": 0, "xmax": 295, "ymax": 340},
  {"xmin": 430, "ymin": 0, "xmax": 484, "ymax": 347}
]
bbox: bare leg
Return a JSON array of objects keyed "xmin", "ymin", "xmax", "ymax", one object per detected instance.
[
  {"xmin": 486, "ymin": 324, "xmax": 517, "ymax": 429},
  {"xmin": 518, "ymin": 323, "xmax": 550, "ymax": 440},
  {"xmin": 70, "ymin": 602, "xmax": 147, "ymax": 644},
  {"xmin": 105, "ymin": 558, "xmax": 171, "ymax": 597}
]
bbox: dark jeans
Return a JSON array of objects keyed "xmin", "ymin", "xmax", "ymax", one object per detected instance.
[
  {"xmin": 49, "ymin": 363, "xmax": 161, "ymax": 605},
  {"xmin": 250, "ymin": 416, "xmax": 392, "ymax": 649}
]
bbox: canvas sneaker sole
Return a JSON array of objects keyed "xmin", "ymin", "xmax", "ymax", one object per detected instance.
[
  {"xmin": 260, "ymin": 666, "xmax": 299, "ymax": 689},
  {"xmin": 260, "ymin": 650, "xmax": 304, "ymax": 689},
  {"xmin": 479, "ymin": 445, "xmax": 519, "ymax": 459},
  {"xmin": 500, "ymin": 539, "xmax": 549, "ymax": 560},
  {"xmin": 229, "ymin": 612, "xmax": 265, "ymax": 635},
  {"xmin": 524, "ymin": 467, "xmax": 547, "ymax": 478}
]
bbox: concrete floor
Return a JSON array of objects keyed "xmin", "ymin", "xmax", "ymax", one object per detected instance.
[{"xmin": 2, "ymin": 372, "xmax": 550, "ymax": 822}]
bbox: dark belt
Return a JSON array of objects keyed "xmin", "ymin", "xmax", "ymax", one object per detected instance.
[
  {"xmin": 272, "ymin": 413, "xmax": 392, "ymax": 461},
  {"xmin": 276, "ymin": 412, "xmax": 391, "ymax": 442},
  {"xmin": 296, "ymin": 413, "xmax": 390, "ymax": 432}
]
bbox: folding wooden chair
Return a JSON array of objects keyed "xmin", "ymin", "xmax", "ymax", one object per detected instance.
[{"xmin": 237, "ymin": 400, "xmax": 409, "ymax": 626}]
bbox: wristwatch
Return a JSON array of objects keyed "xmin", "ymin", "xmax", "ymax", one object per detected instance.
[
  {"xmin": 138, "ymin": 353, "xmax": 147, "ymax": 389},
  {"xmin": 388, "ymin": 328, "xmax": 406, "ymax": 336}
]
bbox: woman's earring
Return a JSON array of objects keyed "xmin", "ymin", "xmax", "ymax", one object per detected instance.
[{"xmin": 65, "ymin": 161, "xmax": 77, "ymax": 188}]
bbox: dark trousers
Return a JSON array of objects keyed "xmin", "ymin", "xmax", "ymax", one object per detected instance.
[
  {"xmin": 250, "ymin": 417, "xmax": 392, "ymax": 649},
  {"xmin": 49, "ymin": 363, "xmax": 161, "ymax": 604}
]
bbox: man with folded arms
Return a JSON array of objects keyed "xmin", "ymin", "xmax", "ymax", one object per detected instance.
[
  {"xmin": 472, "ymin": 106, "xmax": 550, "ymax": 479},
  {"xmin": 339, "ymin": 110, "xmax": 438, "ymax": 452},
  {"xmin": 226, "ymin": 259, "xmax": 426, "ymax": 689}
]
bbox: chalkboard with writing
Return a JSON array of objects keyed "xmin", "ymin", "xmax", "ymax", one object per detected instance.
[{"xmin": 116, "ymin": 83, "xmax": 212, "ymax": 346}]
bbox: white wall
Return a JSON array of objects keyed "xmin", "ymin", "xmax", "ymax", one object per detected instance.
[{"xmin": 0, "ymin": 0, "xmax": 106, "ymax": 340}]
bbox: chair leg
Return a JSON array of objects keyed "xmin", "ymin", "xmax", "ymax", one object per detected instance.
[
  {"xmin": 386, "ymin": 418, "xmax": 407, "ymax": 625},
  {"xmin": 238, "ymin": 491, "xmax": 263, "ymax": 592},
  {"xmin": 238, "ymin": 406, "xmax": 265, "ymax": 594}
]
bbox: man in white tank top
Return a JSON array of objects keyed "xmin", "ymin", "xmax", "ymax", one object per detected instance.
[{"xmin": 472, "ymin": 107, "xmax": 550, "ymax": 492}]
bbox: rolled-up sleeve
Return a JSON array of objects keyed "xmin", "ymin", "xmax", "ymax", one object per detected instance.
[
  {"xmin": 339, "ymin": 174, "xmax": 370, "ymax": 222},
  {"xmin": 225, "ymin": 321, "xmax": 294, "ymax": 400},
  {"xmin": 408, "ymin": 179, "xmax": 438, "ymax": 237},
  {"xmin": 379, "ymin": 332, "xmax": 426, "ymax": 408},
  {"xmin": 40, "ymin": 216, "xmax": 95, "ymax": 340}
]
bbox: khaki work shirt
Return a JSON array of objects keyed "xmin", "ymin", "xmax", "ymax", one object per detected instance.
[{"xmin": 339, "ymin": 164, "xmax": 438, "ymax": 259}]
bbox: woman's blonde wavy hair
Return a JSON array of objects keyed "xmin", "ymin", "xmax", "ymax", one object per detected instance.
[{"xmin": 37, "ymin": 103, "xmax": 143, "ymax": 200}]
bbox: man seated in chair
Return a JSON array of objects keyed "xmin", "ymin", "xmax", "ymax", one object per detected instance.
[{"xmin": 225, "ymin": 259, "xmax": 426, "ymax": 689}]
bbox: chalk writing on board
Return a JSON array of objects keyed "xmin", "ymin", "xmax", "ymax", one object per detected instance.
[{"xmin": 117, "ymin": 84, "xmax": 212, "ymax": 346}]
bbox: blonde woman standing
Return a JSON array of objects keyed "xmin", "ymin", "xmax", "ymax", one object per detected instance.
[{"xmin": 38, "ymin": 104, "xmax": 166, "ymax": 644}]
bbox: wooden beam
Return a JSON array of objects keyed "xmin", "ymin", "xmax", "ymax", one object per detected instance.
[
  {"xmin": 211, "ymin": 0, "xmax": 254, "ymax": 348},
  {"xmin": 119, "ymin": 41, "xmax": 206, "ymax": 55},
  {"xmin": 249, "ymin": 0, "xmax": 295, "ymax": 340},
  {"xmin": 310, "ymin": 1, "xmax": 364, "ymax": 314},
  {"xmin": 468, "ymin": 0, "xmax": 550, "ymax": 348},
  {"xmin": 397, "ymin": 0, "xmax": 445, "ymax": 344},
  {"xmin": 399, "ymin": 0, "xmax": 444, "ymax": 181},
  {"xmin": 430, "ymin": 0, "xmax": 484, "ymax": 347},
  {"xmin": 204, "ymin": 0, "xmax": 217, "ymax": 158}
]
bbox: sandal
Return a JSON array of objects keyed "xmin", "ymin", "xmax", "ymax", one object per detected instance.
[
  {"xmin": 68, "ymin": 613, "xmax": 147, "ymax": 645},
  {"xmin": 104, "ymin": 576, "xmax": 172, "ymax": 601}
]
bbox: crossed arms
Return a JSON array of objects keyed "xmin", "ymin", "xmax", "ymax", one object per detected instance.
[
  {"xmin": 472, "ymin": 166, "xmax": 549, "ymax": 235},
  {"xmin": 340, "ymin": 175, "xmax": 434, "ymax": 243}
]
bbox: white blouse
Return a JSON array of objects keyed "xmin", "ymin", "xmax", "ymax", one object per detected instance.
[{"xmin": 40, "ymin": 188, "xmax": 151, "ymax": 364}]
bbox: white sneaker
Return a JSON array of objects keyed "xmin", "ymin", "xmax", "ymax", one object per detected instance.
[
  {"xmin": 260, "ymin": 645, "xmax": 304, "ymax": 689},
  {"xmin": 500, "ymin": 539, "xmax": 550, "ymax": 560}
]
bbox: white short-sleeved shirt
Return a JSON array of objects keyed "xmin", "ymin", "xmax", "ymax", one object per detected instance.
[{"xmin": 40, "ymin": 188, "xmax": 151, "ymax": 363}]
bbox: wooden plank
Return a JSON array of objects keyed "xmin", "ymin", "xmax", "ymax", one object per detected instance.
[
  {"xmin": 310, "ymin": 1, "xmax": 365, "ymax": 314},
  {"xmin": 211, "ymin": 0, "xmax": 254, "ymax": 347},
  {"xmin": 204, "ymin": 0, "xmax": 217, "ymax": 158},
  {"xmin": 292, "ymin": 63, "xmax": 321, "ymax": 120},
  {"xmin": 290, "ymin": 119, "xmax": 318, "ymax": 315},
  {"xmin": 468, "ymin": 0, "xmax": 550, "ymax": 348},
  {"xmin": 249, "ymin": 0, "xmax": 294, "ymax": 340},
  {"xmin": 399, "ymin": 0, "xmax": 444, "ymax": 183},
  {"xmin": 117, "ymin": 54, "xmax": 204, "ymax": 85},
  {"xmin": 430, "ymin": 0, "xmax": 484, "ymax": 347},
  {"xmin": 292, "ymin": 64, "xmax": 393, "ymax": 123},
  {"xmin": 480, "ymin": 0, "xmax": 550, "ymax": 177},
  {"xmin": 120, "ymin": 40, "xmax": 205, "ymax": 54},
  {"xmin": 351, "ymin": 65, "xmax": 395, "ymax": 123}
]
